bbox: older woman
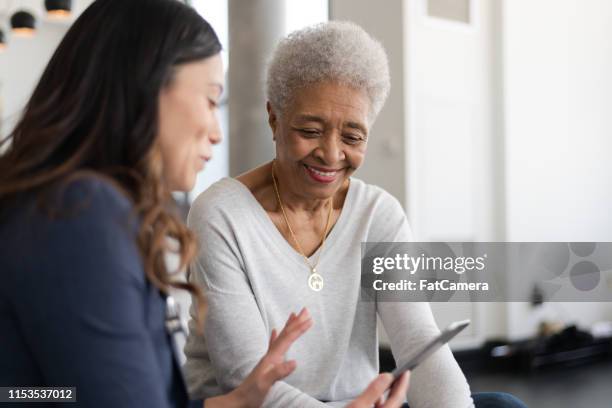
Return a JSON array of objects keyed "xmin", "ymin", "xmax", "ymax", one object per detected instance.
[{"xmin": 184, "ymin": 22, "xmax": 525, "ymax": 408}]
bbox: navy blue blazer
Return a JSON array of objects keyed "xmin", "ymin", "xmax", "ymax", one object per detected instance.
[{"xmin": 0, "ymin": 179, "xmax": 202, "ymax": 407}]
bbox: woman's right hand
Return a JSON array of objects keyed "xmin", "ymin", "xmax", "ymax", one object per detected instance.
[
  {"xmin": 204, "ymin": 308, "xmax": 313, "ymax": 408},
  {"xmin": 347, "ymin": 371, "xmax": 411, "ymax": 408}
]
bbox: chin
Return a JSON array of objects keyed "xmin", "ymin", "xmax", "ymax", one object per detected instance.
[
  {"xmin": 303, "ymin": 177, "xmax": 346, "ymax": 199},
  {"xmin": 172, "ymin": 176, "xmax": 196, "ymax": 193},
  {"xmin": 183, "ymin": 180, "xmax": 196, "ymax": 192}
]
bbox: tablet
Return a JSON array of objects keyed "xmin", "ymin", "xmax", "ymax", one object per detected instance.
[{"xmin": 391, "ymin": 319, "xmax": 470, "ymax": 378}]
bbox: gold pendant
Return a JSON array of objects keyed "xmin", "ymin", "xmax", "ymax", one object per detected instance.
[{"xmin": 308, "ymin": 272, "xmax": 324, "ymax": 291}]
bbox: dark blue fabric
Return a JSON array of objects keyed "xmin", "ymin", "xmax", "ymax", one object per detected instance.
[
  {"xmin": 471, "ymin": 392, "xmax": 528, "ymax": 408},
  {"xmin": 0, "ymin": 179, "xmax": 202, "ymax": 408},
  {"xmin": 401, "ymin": 391, "xmax": 528, "ymax": 408}
]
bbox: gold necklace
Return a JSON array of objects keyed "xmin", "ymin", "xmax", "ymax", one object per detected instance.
[{"xmin": 271, "ymin": 161, "xmax": 333, "ymax": 291}]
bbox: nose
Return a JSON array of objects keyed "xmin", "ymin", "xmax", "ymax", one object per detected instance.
[
  {"xmin": 314, "ymin": 131, "xmax": 346, "ymax": 164},
  {"xmin": 208, "ymin": 112, "xmax": 223, "ymax": 145}
]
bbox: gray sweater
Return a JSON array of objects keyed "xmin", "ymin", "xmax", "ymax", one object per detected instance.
[{"xmin": 184, "ymin": 177, "xmax": 474, "ymax": 408}]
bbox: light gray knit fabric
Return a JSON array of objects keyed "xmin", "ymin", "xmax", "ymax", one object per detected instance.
[{"xmin": 184, "ymin": 177, "xmax": 474, "ymax": 408}]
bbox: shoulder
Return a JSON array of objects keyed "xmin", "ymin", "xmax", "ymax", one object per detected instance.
[
  {"xmin": 349, "ymin": 177, "xmax": 406, "ymax": 218},
  {"xmin": 188, "ymin": 177, "xmax": 252, "ymax": 227},
  {"xmin": 348, "ymin": 177, "xmax": 413, "ymax": 241},
  {"xmin": 1, "ymin": 176, "xmax": 143, "ymax": 287},
  {"xmin": 38, "ymin": 176, "xmax": 137, "ymax": 245},
  {"xmin": 67, "ymin": 176, "xmax": 132, "ymax": 211},
  {"xmin": 43, "ymin": 176, "xmax": 136, "ymax": 235},
  {"xmin": 2, "ymin": 176, "xmax": 135, "ymax": 234}
]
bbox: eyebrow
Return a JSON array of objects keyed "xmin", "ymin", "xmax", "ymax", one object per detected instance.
[
  {"xmin": 295, "ymin": 114, "xmax": 325, "ymax": 124},
  {"xmin": 346, "ymin": 121, "xmax": 368, "ymax": 135},
  {"xmin": 295, "ymin": 115, "xmax": 367, "ymax": 134}
]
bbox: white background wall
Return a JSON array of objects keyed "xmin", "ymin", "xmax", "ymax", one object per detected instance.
[
  {"xmin": 504, "ymin": 0, "xmax": 612, "ymax": 243},
  {"xmin": 503, "ymin": 0, "xmax": 612, "ymax": 339},
  {"xmin": 331, "ymin": 0, "xmax": 612, "ymax": 346},
  {"xmin": 0, "ymin": 0, "xmax": 95, "ymax": 138},
  {"xmin": 0, "ymin": 24, "xmax": 64, "ymax": 137}
]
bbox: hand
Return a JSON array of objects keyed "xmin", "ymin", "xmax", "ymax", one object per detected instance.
[
  {"xmin": 347, "ymin": 372, "xmax": 411, "ymax": 408},
  {"xmin": 205, "ymin": 308, "xmax": 313, "ymax": 408}
]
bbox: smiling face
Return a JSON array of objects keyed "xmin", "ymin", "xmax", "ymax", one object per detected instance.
[
  {"xmin": 157, "ymin": 54, "xmax": 224, "ymax": 192},
  {"xmin": 269, "ymin": 81, "xmax": 370, "ymax": 200}
]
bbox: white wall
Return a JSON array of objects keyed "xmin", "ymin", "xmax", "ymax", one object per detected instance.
[
  {"xmin": 504, "ymin": 0, "xmax": 612, "ymax": 242},
  {"xmin": 503, "ymin": 0, "xmax": 612, "ymax": 339},
  {"xmin": 0, "ymin": 0, "xmax": 95, "ymax": 138},
  {"xmin": 407, "ymin": 0, "xmax": 501, "ymax": 242},
  {"xmin": 0, "ymin": 22, "xmax": 65, "ymax": 137}
]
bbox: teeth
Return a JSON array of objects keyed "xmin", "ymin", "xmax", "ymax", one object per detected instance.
[{"xmin": 306, "ymin": 165, "xmax": 336, "ymax": 177}]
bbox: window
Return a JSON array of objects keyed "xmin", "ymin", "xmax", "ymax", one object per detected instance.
[{"xmin": 427, "ymin": 0, "xmax": 471, "ymax": 24}]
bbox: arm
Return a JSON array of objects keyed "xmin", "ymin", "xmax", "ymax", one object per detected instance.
[
  {"xmin": 15, "ymin": 182, "xmax": 173, "ymax": 407},
  {"xmin": 184, "ymin": 208, "xmax": 328, "ymax": 408},
  {"xmin": 378, "ymin": 303, "xmax": 473, "ymax": 408},
  {"xmin": 373, "ymin": 193, "xmax": 474, "ymax": 408}
]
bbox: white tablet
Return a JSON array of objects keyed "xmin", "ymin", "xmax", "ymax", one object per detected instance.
[{"xmin": 391, "ymin": 319, "xmax": 470, "ymax": 378}]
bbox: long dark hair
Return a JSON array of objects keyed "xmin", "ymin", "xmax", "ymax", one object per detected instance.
[{"xmin": 0, "ymin": 0, "xmax": 222, "ymax": 330}]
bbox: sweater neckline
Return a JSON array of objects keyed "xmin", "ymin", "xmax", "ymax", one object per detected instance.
[{"xmin": 224, "ymin": 177, "xmax": 356, "ymax": 272}]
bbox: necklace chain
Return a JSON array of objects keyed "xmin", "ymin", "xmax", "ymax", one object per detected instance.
[{"xmin": 271, "ymin": 161, "xmax": 333, "ymax": 274}]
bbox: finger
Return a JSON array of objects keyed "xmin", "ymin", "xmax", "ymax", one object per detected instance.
[
  {"xmin": 287, "ymin": 308, "xmax": 307, "ymax": 325},
  {"xmin": 268, "ymin": 316, "xmax": 312, "ymax": 357},
  {"xmin": 282, "ymin": 312, "xmax": 304, "ymax": 340},
  {"xmin": 261, "ymin": 359, "xmax": 298, "ymax": 390},
  {"xmin": 285, "ymin": 313, "xmax": 297, "ymax": 326},
  {"xmin": 383, "ymin": 372, "xmax": 410, "ymax": 407},
  {"xmin": 267, "ymin": 319, "xmax": 312, "ymax": 361},
  {"xmin": 268, "ymin": 307, "xmax": 312, "ymax": 358},
  {"xmin": 281, "ymin": 312, "xmax": 309, "ymax": 335},
  {"xmin": 297, "ymin": 307, "xmax": 309, "ymax": 320},
  {"xmin": 256, "ymin": 316, "xmax": 312, "ymax": 374},
  {"xmin": 268, "ymin": 329, "xmax": 278, "ymax": 350},
  {"xmin": 270, "ymin": 309, "xmax": 312, "ymax": 352},
  {"xmin": 352, "ymin": 373, "xmax": 394, "ymax": 406}
]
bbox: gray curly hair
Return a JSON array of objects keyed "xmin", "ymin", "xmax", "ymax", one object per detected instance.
[{"xmin": 266, "ymin": 21, "xmax": 390, "ymax": 126}]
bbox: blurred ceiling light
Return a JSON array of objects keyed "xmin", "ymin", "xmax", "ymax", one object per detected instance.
[
  {"xmin": 11, "ymin": 10, "xmax": 37, "ymax": 37},
  {"xmin": 45, "ymin": 0, "xmax": 72, "ymax": 18}
]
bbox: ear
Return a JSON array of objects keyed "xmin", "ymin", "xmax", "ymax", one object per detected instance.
[{"xmin": 267, "ymin": 101, "xmax": 278, "ymax": 140}]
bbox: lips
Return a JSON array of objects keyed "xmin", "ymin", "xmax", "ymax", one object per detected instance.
[
  {"xmin": 197, "ymin": 155, "xmax": 210, "ymax": 171},
  {"xmin": 303, "ymin": 163, "xmax": 342, "ymax": 183}
]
